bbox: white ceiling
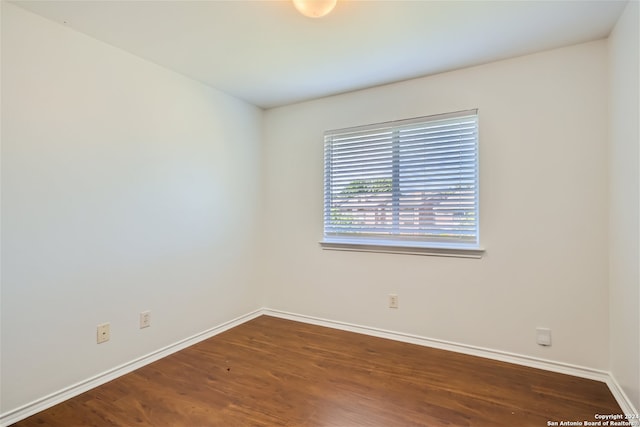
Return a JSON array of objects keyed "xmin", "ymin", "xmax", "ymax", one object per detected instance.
[{"xmin": 13, "ymin": 0, "xmax": 627, "ymax": 109}]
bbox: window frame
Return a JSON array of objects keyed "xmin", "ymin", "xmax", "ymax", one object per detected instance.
[{"xmin": 320, "ymin": 109, "xmax": 483, "ymax": 258}]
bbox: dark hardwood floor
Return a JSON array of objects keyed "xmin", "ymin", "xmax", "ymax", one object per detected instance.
[{"xmin": 12, "ymin": 315, "xmax": 621, "ymax": 426}]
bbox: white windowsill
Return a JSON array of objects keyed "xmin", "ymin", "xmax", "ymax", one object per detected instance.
[{"xmin": 319, "ymin": 239, "xmax": 485, "ymax": 259}]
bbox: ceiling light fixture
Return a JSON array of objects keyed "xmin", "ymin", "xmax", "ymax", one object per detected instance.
[{"xmin": 292, "ymin": 0, "xmax": 337, "ymax": 18}]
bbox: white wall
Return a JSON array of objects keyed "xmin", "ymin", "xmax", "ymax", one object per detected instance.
[
  {"xmin": 262, "ymin": 41, "xmax": 610, "ymax": 370},
  {"xmin": 1, "ymin": 2, "xmax": 263, "ymax": 413},
  {"xmin": 608, "ymin": 0, "xmax": 640, "ymax": 411}
]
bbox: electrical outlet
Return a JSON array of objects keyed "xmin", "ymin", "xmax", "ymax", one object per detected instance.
[
  {"xmin": 389, "ymin": 294, "xmax": 399, "ymax": 309},
  {"xmin": 536, "ymin": 327, "xmax": 551, "ymax": 346},
  {"xmin": 97, "ymin": 323, "xmax": 110, "ymax": 344},
  {"xmin": 139, "ymin": 310, "xmax": 151, "ymax": 329}
]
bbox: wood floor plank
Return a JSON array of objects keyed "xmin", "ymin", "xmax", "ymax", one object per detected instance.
[{"xmin": 11, "ymin": 315, "xmax": 622, "ymax": 426}]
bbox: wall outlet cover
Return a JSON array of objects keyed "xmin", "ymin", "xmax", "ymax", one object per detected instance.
[
  {"xmin": 140, "ymin": 310, "xmax": 151, "ymax": 329},
  {"xmin": 536, "ymin": 327, "xmax": 551, "ymax": 346},
  {"xmin": 97, "ymin": 323, "xmax": 110, "ymax": 344},
  {"xmin": 389, "ymin": 294, "xmax": 399, "ymax": 309}
]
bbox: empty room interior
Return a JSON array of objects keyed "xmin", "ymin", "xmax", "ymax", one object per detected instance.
[{"xmin": 1, "ymin": 0, "xmax": 639, "ymax": 425}]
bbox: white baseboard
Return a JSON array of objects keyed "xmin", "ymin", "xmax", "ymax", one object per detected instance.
[
  {"xmin": 263, "ymin": 308, "xmax": 638, "ymax": 418},
  {"xmin": 605, "ymin": 376, "xmax": 640, "ymax": 425},
  {"xmin": 2, "ymin": 307, "xmax": 637, "ymax": 426},
  {"xmin": 0, "ymin": 309, "xmax": 263, "ymax": 427}
]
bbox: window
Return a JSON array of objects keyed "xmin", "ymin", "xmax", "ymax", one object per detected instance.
[{"xmin": 322, "ymin": 109, "xmax": 482, "ymax": 257}]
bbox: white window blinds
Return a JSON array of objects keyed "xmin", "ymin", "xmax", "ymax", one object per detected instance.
[{"xmin": 323, "ymin": 109, "xmax": 479, "ymax": 250}]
